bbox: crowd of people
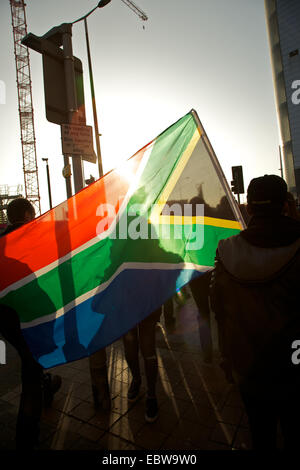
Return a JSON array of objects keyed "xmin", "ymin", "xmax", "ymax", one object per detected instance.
[{"xmin": 0, "ymin": 174, "xmax": 299, "ymax": 450}]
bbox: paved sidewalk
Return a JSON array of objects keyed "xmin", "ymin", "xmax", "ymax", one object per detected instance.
[{"xmin": 0, "ymin": 292, "xmax": 251, "ymax": 451}]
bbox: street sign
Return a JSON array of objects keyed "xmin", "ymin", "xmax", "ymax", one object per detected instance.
[{"xmin": 61, "ymin": 124, "xmax": 97, "ymax": 163}]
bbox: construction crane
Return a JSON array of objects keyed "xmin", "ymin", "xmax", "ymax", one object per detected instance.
[
  {"xmin": 9, "ymin": 0, "xmax": 146, "ymax": 216},
  {"xmin": 0, "ymin": 184, "xmax": 23, "ymax": 224},
  {"xmin": 120, "ymin": 0, "xmax": 148, "ymax": 22},
  {"xmin": 9, "ymin": 0, "xmax": 41, "ymax": 215}
]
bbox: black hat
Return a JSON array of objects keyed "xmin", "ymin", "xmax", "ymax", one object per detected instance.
[{"xmin": 247, "ymin": 174, "xmax": 287, "ymax": 207}]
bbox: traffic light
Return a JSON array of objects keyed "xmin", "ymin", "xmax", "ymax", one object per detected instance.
[
  {"xmin": 231, "ymin": 179, "xmax": 238, "ymax": 194},
  {"xmin": 22, "ymin": 25, "xmax": 86, "ymax": 125},
  {"xmin": 231, "ymin": 166, "xmax": 244, "ymax": 195}
]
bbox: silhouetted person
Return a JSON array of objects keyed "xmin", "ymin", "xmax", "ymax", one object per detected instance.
[
  {"xmin": 163, "ymin": 296, "xmax": 176, "ymax": 330},
  {"xmin": 94, "ymin": 196, "xmax": 183, "ymax": 423},
  {"xmin": 0, "ymin": 198, "xmax": 61, "ymax": 450},
  {"xmin": 123, "ymin": 306, "xmax": 162, "ymax": 422},
  {"xmin": 51, "ymin": 200, "xmax": 111, "ymax": 411},
  {"xmin": 210, "ymin": 175, "xmax": 300, "ymax": 449},
  {"xmin": 189, "ymin": 271, "xmax": 213, "ymax": 363}
]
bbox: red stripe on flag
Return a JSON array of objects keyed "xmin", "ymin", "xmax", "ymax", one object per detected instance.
[{"xmin": 0, "ymin": 148, "xmax": 146, "ymax": 290}]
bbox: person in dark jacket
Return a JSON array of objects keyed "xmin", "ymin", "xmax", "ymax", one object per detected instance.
[
  {"xmin": 210, "ymin": 175, "xmax": 300, "ymax": 449},
  {"xmin": 0, "ymin": 198, "xmax": 61, "ymax": 450}
]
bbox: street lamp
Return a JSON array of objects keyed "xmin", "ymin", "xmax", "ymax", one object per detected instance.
[
  {"xmin": 42, "ymin": 158, "xmax": 53, "ymax": 209},
  {"xmin": 72, "ymin": 0, "xmax": 112, "ymax": 24},
  {"xmin": 72, "ymin": 0, "xmax": 112, "ymax": 178}
]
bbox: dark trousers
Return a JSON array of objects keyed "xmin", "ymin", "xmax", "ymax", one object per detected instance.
[
  {"xmin": 189, "ymin": 273, "xmax": 213, "ymax": 362},
  {"xmin": 123, "ymin": 308, "xmax": 161, "ymax": 397},
  {"xmin": 240, "ymin": 385, "xmax": 300, "ymax": 450},
  {"xmin": 163, "ymin": 297, "xmax": 174, "ymax": 323},
  {"xmin": 0, "ymin": 306, "xmax": 43, "ymax": 450}
]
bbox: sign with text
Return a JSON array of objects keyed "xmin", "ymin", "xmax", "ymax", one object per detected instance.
[{"xmin": 61, "ymin": 124, "xmax": 97, "ymax": 163}]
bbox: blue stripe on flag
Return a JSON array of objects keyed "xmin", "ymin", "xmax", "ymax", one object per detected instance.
[{"xmin": 23, "ymin": 268, "xmax": 205, "ymax": 368}]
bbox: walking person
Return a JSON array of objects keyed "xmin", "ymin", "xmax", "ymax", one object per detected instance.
[
  {"xmin": 210, "ymin": 175, "xmax": 300, "ymax": 449},
  {"xmin": 0, "ymin": 198, "xmax": 61, "ymax": 450},
  {"xmin": 190, "ymin": 271, "xmax": 213, "ymax": 363},
  {"xmin": 123, "ymin": 307, "xmax": 162, "ymax": 423}
]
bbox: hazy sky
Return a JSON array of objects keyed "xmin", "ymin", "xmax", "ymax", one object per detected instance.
[{"xmin": 0, "ymin": 0, "xmax": 280, "ymax": 213}]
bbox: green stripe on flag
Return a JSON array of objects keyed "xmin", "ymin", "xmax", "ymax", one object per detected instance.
[{"xmin": 2, "ymin": 223, "xmax": 238, "ymax": 324}]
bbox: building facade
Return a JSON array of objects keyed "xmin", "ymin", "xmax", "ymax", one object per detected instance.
[{"xmin": 265, "ymin": 0, "xmax": 300, "ymax": 198}]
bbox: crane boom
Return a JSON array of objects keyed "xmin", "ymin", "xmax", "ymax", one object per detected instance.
[
  {"xmin": 9, "ymin": 0, "xmax": 41, "ymax": 215},
  {"xmin": 120, "ymin": 0, "xmax": 148, "ymax": 21}
]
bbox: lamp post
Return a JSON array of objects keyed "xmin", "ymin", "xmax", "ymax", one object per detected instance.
[
  {"xmin": 42, "ymin": 158, "xmax": 53, "ymax": 209},
  {"xmin": 72, "ymin": 0, "xmax": 112, "ymax": 178}
]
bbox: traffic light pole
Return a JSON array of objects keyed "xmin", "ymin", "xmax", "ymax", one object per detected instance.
[
  {"xmin": 62, "ymin": 24, "xmax": 84, "ymax": 193},
  {"xmin": 21, "ymin": 25, "xmax": 86, "ymax": 199}
]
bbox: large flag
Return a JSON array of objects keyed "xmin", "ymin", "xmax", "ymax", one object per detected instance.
[{"xmin": 0, "ymin": 110, "xmax": 244, "ymax": 368}]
